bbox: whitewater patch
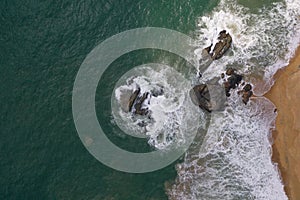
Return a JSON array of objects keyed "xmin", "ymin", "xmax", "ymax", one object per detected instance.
[
  {"xmin": 167, "ymin": 0, "xmax": 300, "ymax": 199},
  {"xmin": 194, "ymin": 0, "xmax": 300, "ymax": 95},
  {"xmin": 168, "ymin": 96, "xmax": 287, "ymax": 200},
  {"xmin": 111, "ymin": 64, "xmax": 206, "ymax": 150}
]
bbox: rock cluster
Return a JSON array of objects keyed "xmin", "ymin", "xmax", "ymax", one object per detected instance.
[
  {"xmin": 127, "ymin": 86, "xmax": 165, "ymax": 116},
  {"xmin": 128, "ymin": 88, "xmax": 150, "ymax": 115},
  {"xmin": 191, "ymin": 84, "xmax": 212, "ymax": 112},
  {"xmin": 204, "ymin": 30, "xmax": 232, "ymax": 60},
  {"xmin": 128, "ymin": 88, "xmax": 141, "ymax": 112},
  {"xmin": 126, "ymin": 30, "xmax": 254, "ymax": 115},
  {"xmin": 239, "ymin": 84, "xmax": 253, "ymax": 105},
  {"xmin": 190, "ymin": 79, "xmax": 226, "ymax": 112},
  {"xmin": 190, "ymin": 67, "xmax": 253, "ymax": 112},
  {"xmin": 222, "ymin": 68, "xmax": 253, "ymax": 104},
  {"xmin": 223, "ymin": 68, "xmax": 243, "ymax": 97}
]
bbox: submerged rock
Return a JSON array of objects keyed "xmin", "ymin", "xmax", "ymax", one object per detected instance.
[
  {"xmin": 190, "ymin": 82, "xmax": 226, "ymax": 112},
  {"xmin": 191, "ymin": 84, "xmax": 212, "ymax": 112},
  {"xmin": 204, "ymin": 30, "xmax": 232, "ymax": 60}
]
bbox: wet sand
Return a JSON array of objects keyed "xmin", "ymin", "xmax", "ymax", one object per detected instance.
[{"xmin": 265, "ymin": 47, "xmax": 300, "ymax": 200}]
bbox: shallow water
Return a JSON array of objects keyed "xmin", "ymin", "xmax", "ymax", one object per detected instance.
[{"xmin": 167, "ymin": 0, "xmax": 300, "ymax": 199}]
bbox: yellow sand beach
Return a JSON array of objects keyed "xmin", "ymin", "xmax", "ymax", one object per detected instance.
[{"xmin": 265, "ymin": 47, "xmax": 300, "ymax": 200}]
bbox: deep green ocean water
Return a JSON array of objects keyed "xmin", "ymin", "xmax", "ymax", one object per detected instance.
[{"xmin": 0, "ymin": 0, "xmax": 218, "ymax": 199}]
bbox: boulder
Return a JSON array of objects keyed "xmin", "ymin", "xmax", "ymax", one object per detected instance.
[
  {"xmin": 241, "ymin": 84, "xmax": 253, "ymax": 104},
  {"xmin": 128, "ymin": 88, "xmax": 141, "ymax": 112},
  {"xmin": 204, "ymin": 30, "xmax": 232, "ymax": 60},
  {"xmin": 134, "ymin": 92, "xmax": 149, "ymax": 115},
  {"xmin": 221, "ymin": 73, "xmax": 225, "ymax": 79},
  {"xmin": 225, "ymin": 68, "xmax": 235, "ymax": 76},
  {"xmin": 242, "ymin": 91, "xmax": 253, "ymax": 105},
  {"xmin": 223, "ymin": 69, "xmax": 243, "ymax": 97},
  {"xmin": 224, "ymin": 81, "xmax": 232, "ymax": 97},
  {"xmin": 190, "ymin": 83, "xmax": 226, "ymax": 112},
  {"xmin": 243, "ymin": 83, "xmax": 252, "ymax": 92},
  {"xmin": 128, "ymin": 88, "xmax": 150, "ymax": 115},
  {"xmin": 190, "ymin": 84, "xmax": 212, "ymax": 112},
  {"xmin": 227, "ymin": 73, "xmax": 243, "ymax": 89}
]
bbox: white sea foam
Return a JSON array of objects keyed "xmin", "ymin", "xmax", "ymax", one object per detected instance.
[
  {"xmin": 112, "ymin": 64, "xmax": 206, "ymax": 149},
  {"xmin": 167, "ymin": 0, "xmax": 300, "ymax": 199},
  {"xmin": 168, "ymin": 96, "xmax": 287, "ymax": 200},
  {"xmin": 195, "ymin": 0, "xmax": 300, "ymax": 95}
]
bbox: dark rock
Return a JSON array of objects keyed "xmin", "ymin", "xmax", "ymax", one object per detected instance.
[
  {"xmin": 204, "ymin": 30, "xmax": 232, "ymax": 60},
  {"xmin": 134, "ymin": 92, "xmax": 149, "ymax": 115},
  {"xmin": 218, "ymin": 30, "xmax": 227, "ymax": 39},
  {"xmin": 128, "ymin": 88, "xmax": 151, "ymax": 116},
  {"xmin": 198, "ymin": 72, "xmax": 203, "ymax": 78},
  {"xmin": 211, "ymin": 42, "xmax": 224, "ymax": 59},
  {"xmin": 128, "ymin": 88, "xmax": 141, "ymax": 112},
  {"xmin": 243, "ymin": 84, "xmax": 252, "ymax": 92},
  {"xmin": 236, "ymin": 74, "xmax": 243, "ymax": 83},
  {"xmin": 191, "ymin": 84, "xmax": 212, "ymax": 112},
  {"xmin": 238, "ymin": 83, "xmax": 253, "ymax": 105},
  {"xmin": 226, "ymin": 68, "xmax": 235, "ymax": 76},
  {"xmin": 223, "ymin": 69, "xmax": 243, "ymax": 97},
  {"xmin": 190, "ymin": 80, "xmax": 226, "ymax": 112},
  {"xmin": 226, "ymin": 74, "xmax": 242, "ymax": 88},
  {"xmin": 227, "ymin": 76, "xmax": 237, "ymax": 89},
  {"xmin": 223, "ymin": 81, "xmax": 231, "ymax": 97},
  {"xmin": 204, "ymin": 44, "xmax": 213, "ymax": 54},
  {"xmin": 227, "ymin": 74, "xmax": 243, "ymax": 89},
  {"xmin": 221, "ymin": 73, "xmax": 225, "ymax": 79},
  {"xmin": 151, "ymin": 87, "xmax": 164, "ymax": 97},
  {"xmin": 242, "ymin": 90, "xmax": 253, "ymax": 105}
]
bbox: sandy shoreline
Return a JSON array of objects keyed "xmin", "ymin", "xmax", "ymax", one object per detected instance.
[{"xmin": 265, "ymin": 47, "xmax": 300, "ymax": 200}]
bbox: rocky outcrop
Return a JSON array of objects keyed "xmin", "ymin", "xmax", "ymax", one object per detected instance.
[
  {"xmin": 221, "ymin": 68, "xmax": 253, "ymax": 104},
  {"xmin": 128, "ymin": 88, "xmax": 149, "ymax": 115},
  {"xmin": 239, "ymin": 84, "xmax": 253, "ymax": 105},
  {"xmin": 128, "ymin": 88, "xmax": 141, "ymax": 112},
  {"xmin": 190, "ymin": 81, "xmax": 226, "ymax": 112},
  {"xmin": 134, "ymin": 92, "xmax": 149, "ymax": 115},
  {"xmin": 190, "ymin": 68, "xmax": 254, "ymax": 113},
  {"xmin": 223, "ymin": 68, "xmax": 243, "ymax": 97},
  {"xmin": 128, "ymin": 87, "xmax": 163, "ymax": 116},
  {"xmin": 191, "ymin": 84, "xmax": 212, "ymax": 112},
  {"xmin": 204, "ymin": 30, "xmax": 232, "ymax": 60}
]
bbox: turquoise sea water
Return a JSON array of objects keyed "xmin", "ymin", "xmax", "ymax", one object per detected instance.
[{"xmin": 1, "ymin": 0, "xmax": 299, "ymax": 199}]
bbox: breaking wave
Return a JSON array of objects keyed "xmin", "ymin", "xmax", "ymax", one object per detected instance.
[
  {"xmin": 195, "ymin": 0, "xmax": 300, "ymax": 95},
  {"xmin": 167, "ymin": 0, "xmax": 300, "ymax": 199},
  {"xmin": 112, "ymin": 64, "xmax": 206, "ymax": 150}
]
